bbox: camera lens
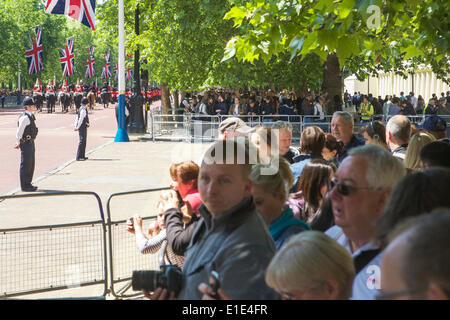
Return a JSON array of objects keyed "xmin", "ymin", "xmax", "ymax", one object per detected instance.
[{"xmin": 131, "ymin": 270, "xmax": 163, "ymax": 292}]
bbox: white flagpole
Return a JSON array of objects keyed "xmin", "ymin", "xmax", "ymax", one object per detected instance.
[{"xmin": 114, "ymin": 0, "xmax": 129, "ymax": 142}]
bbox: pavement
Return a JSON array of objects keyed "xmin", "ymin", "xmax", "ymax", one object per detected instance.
[
  {"xmin": 0, "ymin": 102, "xmax": 211, "ymax": 299},
  {"xmin": 1, "ymin": 129, "xmax": 210, "ymax": 228}
]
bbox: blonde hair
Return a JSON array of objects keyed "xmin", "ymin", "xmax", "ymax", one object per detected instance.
[
  {"xmin": 250, "ymin": 157, "xmax": 293, "ymax": 200},
  {"xmin": 265, "ymin": 231, "xmax": 355, "ymax": 299},
  {"xmin": 404, "ymin": 131, "xmax": 436, "ymax": 170}
]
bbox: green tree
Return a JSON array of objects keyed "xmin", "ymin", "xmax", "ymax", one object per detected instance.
[{"xmin": 223, "ymin": 0, "xmax": 450, "ymax": 99}]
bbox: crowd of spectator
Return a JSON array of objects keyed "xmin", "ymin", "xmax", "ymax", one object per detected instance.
[
  {"xmin": 176, "ymin": 89, "xmax": 450, "ymax": 123},
  {"xmin": 130, "ymin": 92, "xmax": 450, "ymax": 300}
]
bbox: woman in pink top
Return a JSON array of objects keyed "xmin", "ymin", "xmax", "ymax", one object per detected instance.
[{"xmin": 169, "ymin": 161, "xmax": 202, "ymax": 219}]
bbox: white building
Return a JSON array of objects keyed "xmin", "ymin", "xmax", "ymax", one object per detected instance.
[{"xmin": 345, "ymin": 68, "xmax": 449, "ymax": 102}]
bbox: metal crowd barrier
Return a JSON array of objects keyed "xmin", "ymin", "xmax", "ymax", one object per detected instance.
[
  {"xmin": 0, "ymin": 191, "xmax": 108, "ymax": 299},
  {"xmin": 105, "ymin": 187, "xmax": 170, "ymax": 299},
  {"xmin": 147, "ymin": 111, "xmax": 450, "ymax": 143}
]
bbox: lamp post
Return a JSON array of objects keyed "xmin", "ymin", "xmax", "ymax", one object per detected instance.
[{"xmin": 127, "ymin": 4, "xmax": 146, "ymax": 133}]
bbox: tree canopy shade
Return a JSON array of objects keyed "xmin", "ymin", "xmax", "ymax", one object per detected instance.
[
  {"xmin": 95, "ymin": 0, "xmax": 324, "ymax": 95},
  {"xmin": 223, "ymin": 0, "xmax": 450, "ymax": 85}
]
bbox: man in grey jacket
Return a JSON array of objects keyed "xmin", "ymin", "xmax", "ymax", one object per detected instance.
[{"xmin": 147, "ymin": 138, "xmax": 278, "ymax": 300}]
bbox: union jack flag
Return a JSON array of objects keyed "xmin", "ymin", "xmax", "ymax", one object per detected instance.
[
  {"xmin": 87, "ymin": 45, "xmax": 94, "ymax": 56},
  {"xmin": 45, "ymin": 0, "xmax": 96, "ymax": 31},
  {"xmin": 113, "ymin": 62, "xmax": 118, "ymax": 80},
  {"xmin": 101, "ymin": 50, "xmax": 111, "ymax": 79},
  {"xmin": 126, "ymin": 67, "xmax": 133, "ymax": 81},
  {"xmin": 59, "ymin": 37, "xmax": 75, "ymax": 77},
  {"xmin": 25, "ymin": 26, "xmax": 44, "ymax": 75},
  {"xmin": 85, "ymin": 56, "xmax": 95, "ymax": 79}
]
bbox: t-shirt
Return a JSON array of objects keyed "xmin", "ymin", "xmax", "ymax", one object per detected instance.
[{"xmin": 325, "ymin": 226, "xmax": 382, "ymax": 300}]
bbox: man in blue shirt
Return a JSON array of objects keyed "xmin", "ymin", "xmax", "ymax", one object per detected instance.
[
  {"xmin": 331, "ymin": 111, "xmax": 365, "ymax": 163},
  {"xmin": 388, "ymin": 97, "xmax": 401, "ymax": 116}
]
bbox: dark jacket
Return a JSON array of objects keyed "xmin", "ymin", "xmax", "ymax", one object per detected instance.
[
  {"xmin": 337, "ymin": 135, "xmax": 365, "ymax": 163},
  {"xmin": 164, "ymin": 208, "xmax": 200, "ymax": 256},
  {"xmin": 177, "ymin": 197, "xmax": 278, "ymax": 300}
]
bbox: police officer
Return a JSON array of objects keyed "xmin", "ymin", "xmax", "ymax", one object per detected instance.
[
  {"xmin": 74, "ymin": 97, "xmax": 90, "ymax": 161},
  {"xmin": 15, "ymin": 97, "xmax": 39, "ymax": 192}
]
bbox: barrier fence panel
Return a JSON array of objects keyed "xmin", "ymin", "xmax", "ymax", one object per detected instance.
[
  {"xmin": 148, "ymin": 112, "xmax": 450, "ymax": 144},
  {"xmin": 106, "ymin": 187, "xmax": 170, "ymax": 299},
  {"xmin": 0, "ymin": 192, "xmax": 107, "ymax": 299}
]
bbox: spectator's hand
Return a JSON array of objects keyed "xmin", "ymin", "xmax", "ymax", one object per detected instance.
[
  {"xmin": 198, "ymin": 283, "xmax": 231, "ymax": 300},
  {"xmin": 126, "ymin": 217, "xmax": 135, "ymax": 234},
  {"xmin": 14, "ymin": 144, "xmax": 19, "ymax": 149},
  {"xmin": 74, "ymin": 128, "xmax": 78, "ymax": 131},
  {"xmin": 127, "ymin": 214, "xmax": 143, "ymax": 235},
  {"xmin": 180, "ymin": 200, "xmax": 194, "ymax": 224},
  {"xmin": 143, "ymin": 287, "xmax": 176, "ymax": 300},
  {"xmin": 148, "ymin": 220, "xmax": 159, "ymax": 237},
  {"xmin": 160, "ymin": 190, "xmax": 180, "ymax": 212}
]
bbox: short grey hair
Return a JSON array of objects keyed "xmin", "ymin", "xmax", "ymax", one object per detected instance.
[
  {"xmin": 386, "ymin": 115, "xmax": 411, "ymax": 144},
  {"xmin": 387, "ymin": 208, "xmax": 450, "ymax": 296},
  {"xmin": 272, "ymin": 121, "xmax": 292, "ymax": 133},
  {"xmin": 348, "ymin": 144, "xmax": 406, "ymax": 190},
  {"xmin": 332, "ymin": 111, "xmax": 353, "ymax": 125}
]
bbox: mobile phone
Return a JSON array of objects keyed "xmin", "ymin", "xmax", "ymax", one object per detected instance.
[{"xmin": 209, "ymin": 270, "xmax": 221, "ymax": 299}]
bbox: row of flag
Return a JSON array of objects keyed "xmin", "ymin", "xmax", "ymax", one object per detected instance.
[
  {"xmin": 25, "ymin": 1, "xmax": 133, "ymax": 80},
  {"xmin": 25, "ymin": 26, "xmax": 133, "ymax": 81}
]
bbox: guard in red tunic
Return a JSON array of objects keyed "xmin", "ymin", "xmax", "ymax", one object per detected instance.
[
  {"xmin": 45, "ymin": 80, "xmax": 56, "ymax": 113},
  {"xmin": 74, "ymin": 78, "xmax": 84, "ymax": 111},
  {"xmin": 33, "ymin": 79, "xmax": 43, "ymax": 112}
]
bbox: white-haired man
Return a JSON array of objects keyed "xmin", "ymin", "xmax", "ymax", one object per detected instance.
[
  {"xmin": 326, "ymin": 144, "xmax": 406, "ymax": 299},
  {"xmin": 386, "ymin": 115, "xmax": 411, "ymax": 161}
]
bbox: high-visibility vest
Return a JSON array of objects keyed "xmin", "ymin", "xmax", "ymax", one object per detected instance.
[{"xmin": 361, "ymin": 103, "xmax": 374, "ymax": 120}]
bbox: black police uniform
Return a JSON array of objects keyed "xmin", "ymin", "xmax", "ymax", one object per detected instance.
[
  {"xmin": 17, "ymin": 97, "xmax": 38, "ymax": 191},
  {"xmin": 75, "ymin": 98, "xmax": 90, "ymax": 160}
]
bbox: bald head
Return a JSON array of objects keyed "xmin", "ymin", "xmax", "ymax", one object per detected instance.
[{"xmin": 386, "ymin": 115, "xmax": 411, "ymax": 146}]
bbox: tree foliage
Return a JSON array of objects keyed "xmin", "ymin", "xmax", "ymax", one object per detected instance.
[
  {"xmin": 223, "ymin": 0, "xmax": 450, "ymax": 84},
  {"xmin": 0, "ymin": 0, "xmax": 116, "ymax": 89},
  {"xmin": 95, "ymin": 0, "xmax": 324, "ymax": 92}
]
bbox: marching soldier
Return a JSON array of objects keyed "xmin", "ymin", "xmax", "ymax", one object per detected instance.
[
  {"xmin": 74, "ymin": 97, "xmax": 90, "ymax": 161},
  {"xmin": 15, "ymin": 97, "xmax": 39, "ymax": 192}
]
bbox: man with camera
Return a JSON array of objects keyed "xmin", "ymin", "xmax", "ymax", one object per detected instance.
[{"xmin": 137, "ymin": 138, "xmax": 278, "ymax": 300}]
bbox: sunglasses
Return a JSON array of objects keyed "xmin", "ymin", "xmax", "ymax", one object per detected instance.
[{"xmin": 329, "ymin": 178, "xmax": 376, "ymax": 196}]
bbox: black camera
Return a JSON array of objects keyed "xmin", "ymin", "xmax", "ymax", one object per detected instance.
[{"xmin": 131, "ymin": 265, "xmax": 183, "ymax": 296}]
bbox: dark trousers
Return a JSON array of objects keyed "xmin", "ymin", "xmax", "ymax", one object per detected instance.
[
  {"xmin": 76, "ymin": 126, "xmax": 87, "ymax": 160},
  {"xmin": 20, "ymin": 141, "xmax": 35, "ymax": 189}
]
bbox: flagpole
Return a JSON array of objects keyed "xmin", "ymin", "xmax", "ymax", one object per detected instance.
[
  {"xmin": 114, "ymin": 0, "xmax": 129, "ymax": 142},
  {"xmin": 17, "ymin": 60, "xmax": 22, "ymax": 105}
]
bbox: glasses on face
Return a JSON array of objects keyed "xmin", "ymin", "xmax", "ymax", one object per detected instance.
[
  {"xmin": 375, "ymin": 285, "xmax": 428, "ymax": 300},
  {"xmin": 328, "ymin": 178, "xmax": 377, "ymax": 196}
]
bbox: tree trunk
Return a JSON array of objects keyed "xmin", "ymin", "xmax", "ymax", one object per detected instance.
[
  {"xmin": 173, "ymin": 90, "xmax": 179, "ymax": 111},
  {"xmin": 322, "ymin": 53, "xmax": 342, "ymax": 115},
  {"xmin": 161, "ymin": 82, "xmax": 171, "ymax": 114}
]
